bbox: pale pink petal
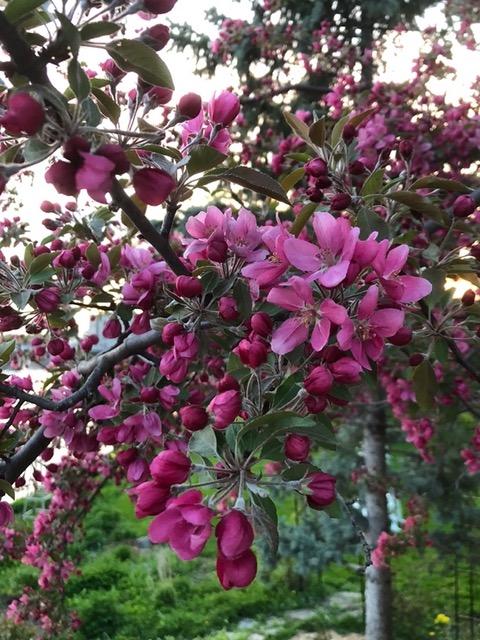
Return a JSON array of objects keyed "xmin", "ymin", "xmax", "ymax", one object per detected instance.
[
  {"xmin": 370, "ymin": 308, "xmax": 405, "ymax": 337},
  {"xmin": 88, "ymin": 405, "xmax": 119, "ymax": 420},
  {"xmin": 311, "ymin": 316, "xmax": 331, "ymax": 351},
  {"xmin": 320, "ymin": 298, "xmax": 348, "ymax": 325},
  {"xmin": 358, "ymin": 285, "xmax": 379, "ymax": 320},
  {"xmin": 271, "ymin": 318, "xmax": 309, "ymax": 355},
  {"xmin": 317, "ymin": 260, "xmax": 350, "ymax": 288}
]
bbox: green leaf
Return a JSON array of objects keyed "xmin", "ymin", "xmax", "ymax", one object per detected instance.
[
  {"xmin": 80, "ymin": 21, "xmax": 121, "ymax": 41},
  {"xmin": 24, "ymin": 244, "xmax": 34, "ymax": 268},
  {"xmin": 187, "ymin": 145, "xmax": 227, "ymax": 176},
  {"xmin": 323, "ymin": 499, "xmax": 342, "ymax": 518},
  {"xmin": 85, "ymin": 242, "xmax": 101, "ymax": 268},
  {"xmin": 55, "ymin": 11, "xmax": 81, "ymax": 57},
  {"xmin": 330, "ymin": 114, "xmax": 350, "ymax": 148},
  {"xmin": 233, "ymin": 279, "xmax": 252, "ymax": 318},
  {"xmin": 0, "ymin": 478, "xmax": 15, "ymax": 500},
  {"xmin": 11, "ymin": 291, "xmax": 30, "ymax": 310},
  {"xmin": 22, "ymin": 139, "xmax": 54, "ymax": 163},
  {"xmin": 356, "ymin": 207, "xmax": 390, "ymax": 241},
  {"xmin": 91, "ymin": 87, "xmax": 120, "ymax": 124},
  {"xmin": 29, "ymin": 252, "xmax": 56, "ymax": 275},
  {"xmin": 251, "ymin": 496, "xmax": 279, "ymax": 554},
  {"xmin": 283, "ymin": 111, "xmax": 311, "ymax": 144},
  {"xmin": 348, "ymin": 107, "xmax": 376, "ymax": 128},
  {"xmin": 4, "ymin": 0, "xmax": 44, "ymax": 22},
  {"xmin": 280, "ymin": 167, "xmax": 305, "ymax": 193},
  {"xmin": 410, "ymin": 176, "xmax": 470, "ymax": 193},
  {"xmin": 422, "ymin": 268, "xmax": 446, "ymax": 306},
  {"xmin": 220, "ymin": 167, "xmax": 291, "ymax": 205},
  {"xmin": 386, "ymin": 191, "xmax": 446, "ymax": 224},
  {"xmin": 309, "ymin": 117, "xmax": 326, "ymax": 147},
  {"xmin": 288, "ymin": 202, "xmax": 317, "ymax": 237},
  {"xmin": 272, "ymin": 370, "xmax": 303, "ymax": 409},
  {"xmin": 239, "ymin": 412, "xmax": 316, "ymax": 442},
  {"xmin": 0, "ymin": 340, "xmax": 16, "ymax": 366},
  {"xmin": 188, "ymin": 426, "xmax": 218, "ymax": 458},
  {"xmin": 361, "ymin": 168, "xmax": 385, "ymax": 197},
  {"xmin": 82, "ymin": 98, "xmax": 101, "ymax": 127},
  {"xmin": 29, "ymin": 268, "xmax": 55, "ymax": 285},
  {"xmin": 68, "ymin": 59, "xmax": 91, "ymax": 101},
  {"xmin": 412, "ymin": 360, "xmax": 438, "ymax": 411},
  {"xmin": 106, "ymin": 39, "xmax": 174, "ymax": 89}
]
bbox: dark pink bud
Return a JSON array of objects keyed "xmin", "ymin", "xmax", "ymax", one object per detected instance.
[
  {"xmin": 133, "ymin": 167, "xmax": 176, "ymax": 206},
  {"xmin": 34, "ymin": 288, "xmax": 60, "ymax": 313},
  {"xmin": 216, "ymin": 548, "xmax": 257, "ymax": 590},
  {"xmin": 305, "ymin": 186, "xmax": 324, "ymax": 203},
  {"xmin": 146, "ymin": 86, "xmax": 174, "ymax": 107},
  {"xmin": 174, "ymin": 275, "xmax": 203, "ymax": 298},
  {"xmin": 329, "ymin": 358, "xmax": 362, "ymax": 385},
  {"xmin": 100, "ymin": 59, "xmax": 125, "ymax": 80},
  {"xmin": 33, "ymin": 245, "xmax": 51, "ymax": 257},
  {"xmin": 304, "ymin": 366, "xmax": 333, "ymax": 397},
  {"xmin": 304, "ymin": 158, "xmax": 328, "ymax": 177},
  {"xmin": 388, "ymin": 327, "xmax": 412, "ymax": 346},
  {"xmin": 140, "ymin": 386, "xmax": 160, "ymax": 403},
  {"xmin": 81, "ymin": 264, "xmax": 96, "ymax": 280},
  {"xmin": 284, "ymin": 434, "xmax": 310, "ymax": 461},
  {"xmin": 206, "ymin": 236, "xmax": 228, "ymax": 262},
  {"xmin": 178, "ymin": 92, "xmax": 202, "ymax": 119},
  {"xmin": 398, "ymin": 139, "xmax": 414, "ymax": 159},
  {"xmin": 140, "ymin": 24, "xmax": 170, "ymax": 50},
  {"xmin": 130, "ymin": 481, "xmax": 171, "ymax": 518},
  {"xmin": 208, "ymin": 389, "xmax": 242, "ymax": 429},
  {"xmin": 342, "ymin": 123, "xmax": 357, "ymax": 142},
  {"xmin": 453, "ymin": 195, "xmax": 476, "ymax": 218},
  {"xmin": 216, "ymin": 510, "xmax": 254, "ymax": 558},
  {"xmin": 0, "ymin": 502, "xmax": 14, "ymax": 528},
  {"xmin": 47, "ymin": 338, "xmax": 65, "ymax": 356},
  {"xmin": 218, "ymin": 297, "xmax": 238, "ymax": 321},
  {"xmin": 237, "ymin": 338, "xmax": 268, "ymax": 368},
  {"xmin": 0, "ymin": 92, "xmax": 45, "ymax": 136},
  {"xmin": 143, "ymin": 0, "xmax": 177, "ymax": 13},
  {"xmin": 462, "ymin": 289, "xmax": 475, "ymax": 306},
  {"xmin": 217, "ymin": 375, "xmax": 240, "ymax": 392},
  {"xmin": 207, "ymin": 91, "xmax": 240, "ymax": 127},
  {"xmin": 150, "ymin": 450, "xmax": 191, "ymax": 486},
  {"xmin": 250, "ymin": 312, "xmax": 272, "ymax": 338},
  {"xmin": 45, "ymin": 161, "xmax": 77, "ymax": 196},
  {"xmin": 330, "ymin": 193, "xmax": 352, "ymax": 211},
  {"xmin": 162, "ymin": 322, "xmax": 184, "ymax": 345},
  {"xmin": 80, "ymin": 337, "xmax": 94, "ymax": 353},
  {"xmin": 409, "ymin": 353, "xmax": 424, "ymax": 367},
  {"xmin": 97, "ymin": 144, "xmax": 130, "ymax": 175},
  {"xmin": 102, "ymin": 317, "xmax": 122, "ymax": 339},
  {"xmin": 304, "ymin": 394, "xmax": 327, "ymax": 414},
  {"xmin": 179, "ymin": 405, "xmax": 209, "ymax": 431},
  {"xmin": 57, "ymin": 249, "xmax": 77, "ymax": 269},
  {"xmin": 40, "ymin": 200, "xmax": 55, "ymax": 213},
  {"xmin": 305, "ymin": 472, "xmax": 336, "ymax": 509},
  {"xmin": 349, "ymin": 160, "xmax": 365, "ymax": 175}
]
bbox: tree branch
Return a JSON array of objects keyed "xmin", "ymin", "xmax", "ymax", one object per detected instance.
[
  {"xmin": 110, "ymin": 179, "xmax": 189, "ymax": 276},
  {"xmin": 0, "ymin": 330, "xmax": 163, "ymax": 484}
]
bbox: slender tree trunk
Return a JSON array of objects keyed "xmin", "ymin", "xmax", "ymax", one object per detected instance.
[{"xmin": 363, "ymin": 402, "xmax": 393, "ymax": 640}]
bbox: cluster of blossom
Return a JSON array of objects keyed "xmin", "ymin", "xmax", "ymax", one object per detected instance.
[
  {"xmin": 371, "ymin": 498, "xmax": 432, "ymax": 569},
  {"xmin": 461, "ymin": 426, "xmax": 480, "ymax": 474},
  {"xmin": 3, "ymin": 453, "xmax": 111, "ymax": 633}
]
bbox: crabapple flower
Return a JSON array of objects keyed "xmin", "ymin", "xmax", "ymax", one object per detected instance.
[
  {"xmin": 283, "ymin": 212, "xmax": 359, "ymax": 288},
  {"xmin": 0, "ymin": 501, "xmax": 14, "ymax": 528},
  {"xmin": 305, "ymin": 472, "xmax": 336, "ymax": 509},
  {"xmin": 337, "ymin": 285, "xmax": 405, "ymax": 370},
  {"xmin": 0, "ymin": 93, "xmax": 44, "ymax": 136},
  {"xmin": 149, "ymin": 450, "xmax": 191, "ymax": 486},
  {"xmin": 216, "ymin": 549, "xmax": 257, "ymax": 590},
  {"xmin": 372, "ymin": 241, "xmax": 432, "ymax": 303},
  {"xmin": 207, "ymin": 91, "xmax": 240, "ymax": 127},
  {"xmin": 208, "ymin": 390, "xmax": 242, "ymax": 429},
  {"xmin": 268, "ymin": 276, "xmax": 347, "ymax": 355},
  {"xmin": 179, "ymin": 405, "xmax": 209, "ymax": 431},
  {"xmin": 133, "ymin": 167, "xmax": 176, "ymax": 206},
  {"xmin": 225, "ymin": 207, "xmax": 267, "ymax": 262},
  {"xmin": 241, "ymin": 224, "xmax": 291, "ymax": 286},
  {"xmin": 88, "ymin": 379, "xmax": 122, "ymax": 421},
  {"xmin": 129, "ymin": 481, "xmax": 171, "ymax": 518},
  {"xmin": 148, "ymin": 490, "xmax": 214, "ymax": 560},
  {"xmin": 284, "ymin": 434, "xmax": 310, "ymax": 461},
  {"xmin": 216, "ymin": 510, "xmax": 254, "ymax": 559}
]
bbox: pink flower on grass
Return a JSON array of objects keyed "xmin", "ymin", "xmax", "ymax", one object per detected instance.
[
  {"xmin": 148, "ymin": 490, "xmax": 214, "ymax": 560},
  {"xmin": 372, "ymin": 241, "xmax": 432, "ymax": 303},
  {"xmin": 337, "ymin": 285, "xmax": 405, "ymax": 370},
  {"xmin": 267, "ymin": 276, "xmax": 347, "ymax": 355},
  {"xmin": 283, "ymin": 212, "xmax": 359, "ymax": 288}
]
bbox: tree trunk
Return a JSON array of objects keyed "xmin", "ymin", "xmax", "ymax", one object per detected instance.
[{"xmin": 363, "ymin": 402, "xmax": 393, "ymax": 640}]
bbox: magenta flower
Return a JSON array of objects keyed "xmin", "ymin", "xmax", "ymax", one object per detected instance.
[
  {"xmin": 241, "ymin": 224, "xmax": 291, "ymax": 286},
  {"xmin": 267, "ymin": 276, "xmax": 348, "ymax": 355},
  {"xmin": 149, "ymin": 450, "xmax": 191, "ymax": 486},
  {"xmin": 129, "ymin": 481, "xmax": 171, "ymax": 518},
  {"xmin": 284, "ymin": 434, "xmax": 310, "ymax": 461},
  {"xmin": 305, "ymin": 472, "xmax": 336, "ymax": 509},
  {"xmin": 207, "ymin": 91, "xmax": 240, "ymax": 127},
  {"xmin": 208, "ymin": 389, "xmax": 242, "ymax": 429},
  {"xmin": 0, "ymin": 501, "xmax": 14, "ymax": 528},
  {"xmin": 283, "ymin": 212, "xmax": 359, "ymax": 288},
  {"xmin": 216, "ymin": 510, "xmax": 254, "ymax": 559},
  {"xmin": 133, "ymin": 167, "xmax": 176, "ymax": 206},
  {"xmin": 372, "ymin": 240, "xmax": 432, "ymax": 303},
  {"xmin": 148, "ymin": 490, "xmax": 214, "ymax": 560},
  {"xmin": 88, "ymin": 379, "xmax": 122, "ymax": 421},
  {"xmin": 225, "ymin": 208, "xmax": 267, "ymax": 262},
  {"xmin": 184, "ymin": 206, "xmax": 230, "ymax": 263},
  {"xmin": 216, "ymin": 549, "xmax": 257, "ymax": 590},
  {"xmin": 0, "ymin": 92, "xmax": 44, "ymax": 136},
  {"xmin": 337, "ymin": 285, "xmax": 405, "ymax": 370}
]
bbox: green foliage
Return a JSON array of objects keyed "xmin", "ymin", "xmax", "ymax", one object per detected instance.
[{"xmin": 0, "ymin": 617, "xmax": 38, "ymax": 640}]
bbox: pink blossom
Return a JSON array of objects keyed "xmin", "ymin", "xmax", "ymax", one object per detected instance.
[
  {"xmin": 268, "ymin": 276, "xmax": 347, "ymax": 355},
  {"xmin": 88, "ymin": 379, "xmax": 122, "ymax": 421},
  {"xmin": 149, "ymin": 489, "xmax": 214, "ymax": 560},
  {"xmin": 0, "ymin": 501, "xmax": 14, "ymax": 528},
  {"xmin": 133, "ymin": 167, "xmax": 176, "ymax": 206},
  {"xmin": 216, "ymin": 510, "xmax": 254, "ymax": 558},
  {"xmin": 305, "ymin": 472, "xmax": 336, "ymax": 509},
  {"xmin": 225, "ymin": 208, "xmax": 266, "ymax": 262},
  {"xmin": 283, "ymin": 212, "xmax": 359, "ymax": 288},
  {"xmin": 207, "ymin": 91, "xmax": 240, "ymax": 127},
  {"xmin": 149, "ymin": 449, "xmax": 191, "ymax": 486},
  {"xmin": 337, "ymin": 285, "xmax": 405, "ymax": 370},
  {"xmin": 241, "ymin": 224, "xmax": 291, "ymax": 286},
  {"xmin": 372, "ymin": 241, "xmax": 432, "ymax": 303},
  {"xmin": 208, "ymin": 389, "xmax": 242, "ymax": 429},
  {"xmin": 284, "ymin": 434, "xmax": 310, "ymax": 461},
  {"xmin": 216, "ymin": 549, "xmax": 257, "ymax": 590},
  {"xmin": 0, "ymin": 92, "xmax": 44, "ymax": 136},
  {"xmin": 129, "ymin": 481, "xmax": 171, "ymax": 518}
]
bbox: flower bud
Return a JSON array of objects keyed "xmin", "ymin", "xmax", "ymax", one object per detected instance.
[
  {"xmin": 461, "ymin": 289, "xmax": 475, "ymax": 306},
  {"xmin": 453, "ymin": 195, "xmax": 476, "ymax": 218},
  {"xmin": 179, "ymin": 405, "xmax": 209, "ymax": 431},
  {"xmin": 0, "ymin": 93, "xmax": 45, "ymax": 136},
  {"xmin": 178, "ymin": 92, "xmax": 202, "ymax": 119},
  {"xmin": 208, "ymin": 389, "xmax": 242, "ymax": 429},
  {"xmin": 206, "ymin": 236, "xmax": 228, "ymax": 263},
  {"xmin": 304, "ymin": 366, "xmax": 333, "ymax": 397},
  {"xmin": 342, "ymin": 123, "xmax": 357, "ymax": 142},
  {"xmin": 398, "ymin": 139, "xmax": 414, "ymax": 159},
  {"xmin": 218, "ymin": 297, "xmax": 239, "ymax": 321},
  {"xmin": 139, "ymin": 24, "xmax": 170, "ymax": 50},
  {"xmin": 150, "ymin": 450, "xmax": 191, "ymax": 486},
  {"xmin": 47, "ymin": 338, "xmax": 65, "ymax": 356},
  {"xmin": 330, "ymin": 193, "xmax": 352, "ymax": 211},
  {"xmin": 143, "ymin": 0, "xmax": 178, "ymax": 14},
  {"xmin": 102, "ymin": 317, "xmax": 122, "ymax": 339},
  {"xmin": 34, "ymin": 288, "xmax": 60, "ymax": 313},
  {"xmin": 304, "ymin": 158, "xmax": 328, "ymax": 177},
  {"xmin": 348, "ymin": 160, "xmax": 365, "ymax": 175},
  {"xmin": 250, "ymin": 312, "xmax": 272, "ymax": 338},
  {"xmin": 236, "ymin": 338, "xmax": 268, "ymax": 368},
  {"xmin": 207, "ymin": 91, "xmax": 240, "ymax": 127},
  {"xmin": 409, "ymin": 353, "xmax": 424, "ymax": 367},
  {"xmin": 174, "ymin": 275, "xmax": 203, "ymax": 298},
  {"xmin": 133, "ymin": 167, "xmax": 176, "ymax": 206},
  {"xmin": 217, "ymin": 375, "xmax": 240, "ymax": 392},
  {"xmin": 284, "ymin": 434, "xmax": 310, "ymax": 461},
  {"xmin": 305, "ymin": 472, "xmax": 336, "ymax": 509},
  {"xmin": 162, "ymin": 322, "xmax": 184, "ymax": 346},
  {"xmin": 388, "ymin": 327, "xmax": 412, "ymax": 346},
  {"xmin": 305, "ymin": 186, "xmax": 324, "ymax": 203},
  {"xmin": 0, "ymin": 306, "xmax": 22, "ymax": 331}
]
